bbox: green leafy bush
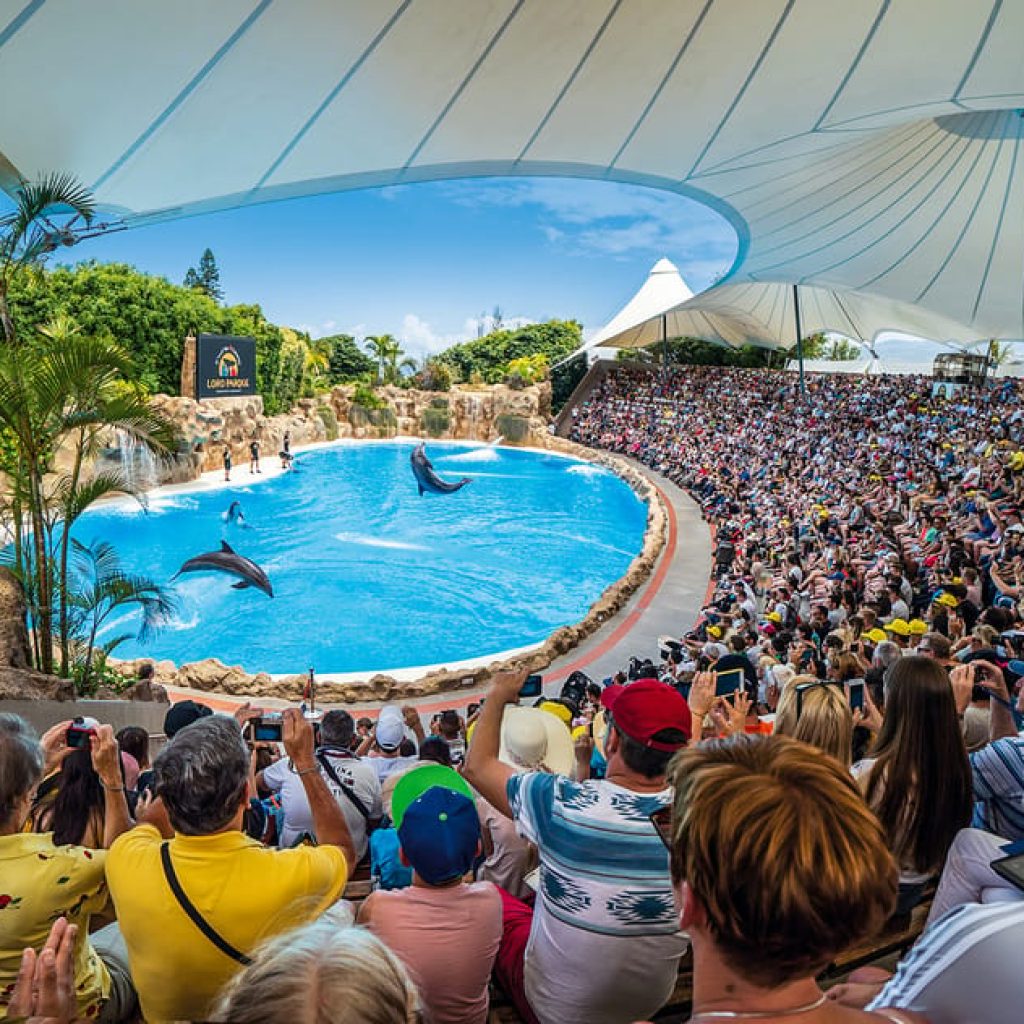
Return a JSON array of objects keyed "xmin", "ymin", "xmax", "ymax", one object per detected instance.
[{"xmin": 351, "ymin": 381, "xmax": 385, "ymax": 409}]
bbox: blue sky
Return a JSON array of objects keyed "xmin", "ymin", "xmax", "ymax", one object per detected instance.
[{"xmin": 61, "ymin": 177, "xmax": 738, "ymax": 358}]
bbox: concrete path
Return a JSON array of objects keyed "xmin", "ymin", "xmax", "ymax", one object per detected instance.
[{"xmin": 165, "ymin": 461, "xmax": 713, "ymax": 715}]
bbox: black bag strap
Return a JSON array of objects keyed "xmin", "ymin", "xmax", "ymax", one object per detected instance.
[
  {"xmin": 160, "ymin": 842, "xmax": 252, "ymax": 965},
  {"xmin": 316, "ymin": 752, "xmax": 373, "ymax": 822}
]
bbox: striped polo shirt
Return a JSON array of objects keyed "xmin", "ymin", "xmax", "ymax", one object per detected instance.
[
  {"xmin": 971, "ymin": 736, "xmax": 1024, "ymax": 839},
  {"xmin": 507, "ymin": 772, "xmax": 687, "ymax": 1024}
]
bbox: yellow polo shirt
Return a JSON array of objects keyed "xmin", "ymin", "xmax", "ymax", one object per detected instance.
[
  {"xmin": 0, "ymin": 833, "xmax": 110, "ymax": 1020},
  {"xmin": 106, "ymin": 825, "xmax": 347, "ymax": 1023}
]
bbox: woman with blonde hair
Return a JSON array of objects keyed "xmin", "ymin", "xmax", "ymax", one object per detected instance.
[
  {"xmin": 212, "ymin": 921, "xmax": 419, "ymax": 1023},
  {"xmin": 774, "ymin": 678, "xmax": 854, "ymax": 766}
]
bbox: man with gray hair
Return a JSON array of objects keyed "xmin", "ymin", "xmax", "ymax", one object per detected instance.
[{"xmin": 106, "ymin": 709, "xmax": 353, "ymax": 1023}]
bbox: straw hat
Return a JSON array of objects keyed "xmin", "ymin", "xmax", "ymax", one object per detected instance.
[{"xmin": 499, "ymin": 705, "xmax": 574, "ymax": 777}]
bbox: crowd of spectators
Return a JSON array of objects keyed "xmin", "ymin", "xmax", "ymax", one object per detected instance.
[{"xmin": 2, "ymin": 364, "xmax": 1024, "ymax": 1022}]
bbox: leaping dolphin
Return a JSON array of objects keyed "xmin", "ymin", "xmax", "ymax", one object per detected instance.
[
  {"xmin": 410, "ymin": 442, "xmax": 472, "ymax": 496},
  {"xmin": 222, "ymin": 500, "xmax": 247, "ymax": 526},
  {"xmin": 172, "ymin": 541, "xmax": 274, "ymax": 597}
]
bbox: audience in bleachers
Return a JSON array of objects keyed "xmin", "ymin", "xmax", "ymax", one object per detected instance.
[{"xmin": 6, "ymin": 364, "xmax": 1024, "ymax": 1022}]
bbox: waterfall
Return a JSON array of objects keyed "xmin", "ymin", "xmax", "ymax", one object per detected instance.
[
  {"xmin": 115, "ymin": 429, "xmax": 157, "ymax": 493},
  {"xmin": 466, "ymin": 394, "xmax": 480, "ymax": 440}
]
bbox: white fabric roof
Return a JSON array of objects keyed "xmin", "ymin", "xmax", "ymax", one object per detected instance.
[
  {"xmin": 1, "ymin": 1, "xmax": 1023, "ymax": 339},
  {"xmin": 590, "ymin": 279, "xmax": 990, "ymax": 351},
  {"xmin": 586, "ymin": 258, "xmax": 693, "ymax": 348}
]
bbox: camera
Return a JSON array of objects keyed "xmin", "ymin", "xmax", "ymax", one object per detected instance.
[
  {"xmin": 66, "ymin": 718, "xmax": 96, "ymax": 749},
  {"xmin": 518, "ymin": 674, "xmax": 543, "ymax": 699}
]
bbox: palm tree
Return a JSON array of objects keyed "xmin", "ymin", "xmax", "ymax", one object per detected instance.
[
  {"xmin": 303, "ymin": 336, "xmax": 332, "ymax": 387},
  {"xmin": 0, "ymin": 173, "xmax": 96, "ymax": 344},
  {"xmin": 384, "ymin": 337, "xmax": 416, "ymax": 385},
  {"xmin": 0, "ymin": 320, "xmax": 178, "ymax": 675},
  {"xmin": 66, "ymin": 538, "xmax": 176, "ymax": 692},
  {"xmin": 364, "ymin": 334, "xmax": 396, "ymax": 385}
]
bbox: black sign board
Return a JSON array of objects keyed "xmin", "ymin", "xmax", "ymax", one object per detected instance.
[{"xmin": 196, "ymin": 334, "xmax": 256, "ymax": 399}]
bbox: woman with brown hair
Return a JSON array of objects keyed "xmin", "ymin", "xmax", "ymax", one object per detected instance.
[{"xmin": 852, "ymin": 655, "xmax": 972, "ymax": 912}]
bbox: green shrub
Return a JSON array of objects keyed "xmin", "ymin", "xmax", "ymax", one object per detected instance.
[
  {"xmin": 422, "ymin": 406, "xmax": 450, "ymax": 437},
  {"xmin": 429, "ymin": 396, "xmax": 449, "ymax": 410},
  {"xmin": 495, "ymin": 413, "xmax": 531, "ymax": 444},
  {"xmin": 317, "ymin": 405, "xmax": 339, "ymax": 441},
  {"xmin": 352, "ymin": 381, "xmax": 384, "ymax": 409}
]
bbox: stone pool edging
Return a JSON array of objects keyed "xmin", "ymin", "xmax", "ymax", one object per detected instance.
[{"xmin": 113, "ymin": 437, "xmax": 668, "ymax": 703}]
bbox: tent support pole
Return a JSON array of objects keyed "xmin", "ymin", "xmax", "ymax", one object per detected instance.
[
  {"xmin": 661, "ymin": 313, "xmax": 668, "ymax": 374},
  {"xmin": 793, "ymin": 283, "xmax": 806, "ymax": 398}
]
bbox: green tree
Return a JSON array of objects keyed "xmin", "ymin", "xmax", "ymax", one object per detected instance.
[
  {"xmin": 437, "ymin": 320, "xmax": 581, "ymax": 383},
  {"xmin": 66, "ymin": 538, "xmax": 176, "ymax": 693},
  {"xmin": 823, "ymin": 337, "xmax": 861, "ymax": 361},
  {"xmin": 0, "ymin": 173, "xmax": 96, "ymax": 344},
  {"xmin": 364, "ymin": 334, "xmax": 394, "ymax": 385},
  {"xmin": 0, "ymin": 320, "xmax": 177, "ymax": 675},
  {"xmin": 184, "ymin": 248, "xmax": 223, "ymax": 301},
  {"xmin": 322, "ymin": 333, "xmax": 374, "ymax": 383}
]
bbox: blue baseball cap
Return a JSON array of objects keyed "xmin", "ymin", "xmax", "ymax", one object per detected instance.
[{"xmin": 397, "ymin": 786, "xmax": 480, "ymax": 885}]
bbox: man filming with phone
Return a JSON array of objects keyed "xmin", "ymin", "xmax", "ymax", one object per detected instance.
[
  {"xmin": 106, "ymin": 708, "xmax": 354, "ymax": 1023},
  {"xmin": 257, "ymin": 709, "xmax": 382, "ymax": 855}
]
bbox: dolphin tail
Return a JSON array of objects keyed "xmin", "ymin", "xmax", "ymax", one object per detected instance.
[{"xmin": 417, "ymin": 483, "xmax": 425, "ymax": 496}]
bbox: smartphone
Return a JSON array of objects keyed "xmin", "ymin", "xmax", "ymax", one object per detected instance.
[
  {"xmin": 847, "ymin": 679, "xmax": 865, "ymax": 712},
  {"xmin": 714, "ymin": 667, "xmax": 745, "ymax": 697},
  {"xmin": 250, "ymin": 714, "xmax": 283, "ymax": 742},
  {"xmin": 991, "ymin": 852, "xmax": 1024, "ymax": 893},
  {"xmin": 66, "ymin": 722, "xmax": 94, "ymax": 749},
  {"xmin": 519, "ymin": 674, "xmax": 543, "ymax": 699}
]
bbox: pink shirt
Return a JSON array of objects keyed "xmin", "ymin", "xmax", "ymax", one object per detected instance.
[{"xmin": 365, "ymin": 881, "xmax": 502, "ymax": 1024}]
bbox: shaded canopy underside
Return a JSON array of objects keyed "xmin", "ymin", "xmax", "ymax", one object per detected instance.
[{"xmin": 1, "ymin": 0, "xmax": 1023, "ymax": 341}]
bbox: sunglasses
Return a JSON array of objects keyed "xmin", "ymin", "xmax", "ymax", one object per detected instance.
[{"xmin": 650, "ymin": 805, "xmax": 673, "ymax": 851}]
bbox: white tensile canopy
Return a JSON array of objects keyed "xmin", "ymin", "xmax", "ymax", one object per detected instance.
[
  {"xmin": 586, "ymin": 258, "xmax": 693, "ymax": 350},
  {"xmin": 1, "ymin": 1, "xmax": 1023, "ymax": 340},
  {"xmin": 587, "ymin": 279, "xmax": 990, "ymax": 353}
]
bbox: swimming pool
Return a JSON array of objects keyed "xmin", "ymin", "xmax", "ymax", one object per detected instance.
[{"xmin": 81, "ymin": 441, "xmax": 648, "ymax": 676}]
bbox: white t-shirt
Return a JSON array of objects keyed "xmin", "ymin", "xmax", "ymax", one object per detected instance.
[
  {"xmin": 507, "ymin": 773, "xmax": 688, "ymax": 1024},
  {"xmin": 363, "ymin": 753, "xmax": 419, "ymax": 783},
  {"xmin": 262, "ymin": 750, "xmax": 383, "ymax": 857}
]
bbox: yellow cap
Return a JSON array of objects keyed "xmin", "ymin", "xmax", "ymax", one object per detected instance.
[
  {"xmin": 864, "ymin": 628, "xmax": 888, "ymax": 644},
  {"xmin": 885, "ymin": 618, "xmax": 912, "ymax": 637},
  {"xmin": 908, "ymin": 619, "xmax": 928, "ymax": 635}
]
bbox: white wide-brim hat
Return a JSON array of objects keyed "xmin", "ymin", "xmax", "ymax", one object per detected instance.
[{"xmin": 499, "ymin": 705, "xmax": 574, "ymax": 777}]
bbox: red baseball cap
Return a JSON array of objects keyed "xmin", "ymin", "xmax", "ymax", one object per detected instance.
[{"xmin": 600, "ymin": 678, "xmax": 691, "ymax": 751}]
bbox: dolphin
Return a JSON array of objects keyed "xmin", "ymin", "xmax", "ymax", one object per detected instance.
[
  {"xmin": 221, "ymin": 500, "xmax": 247, "ymax": 526},
  {"xmin": 173, "ymin": 541, "xmax": 274, "ymax": 597},
  {"xmin": 410, "ymin": 442, "xmax": 472, "ymax": 496}
]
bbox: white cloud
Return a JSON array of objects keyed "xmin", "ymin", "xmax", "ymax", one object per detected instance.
[
  {"xmin": 445, "ymin": 178, "xmax": 737, "ymax": 290},
  {"xmin": 321, "ymin": 319, "xmax": 337, "ymax": 331},
  {"xmin": 399, "ymin": 311, "xmax": 537, "ymax": 358}
]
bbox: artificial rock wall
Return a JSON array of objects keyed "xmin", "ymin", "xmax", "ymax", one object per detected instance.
[{"xmin": 148, "ymin": 382, "xmax": 551, "ymax": 484}]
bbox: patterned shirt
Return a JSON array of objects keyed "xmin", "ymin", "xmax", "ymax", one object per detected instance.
[
  {"xmin": 971, "ymin": 736, "xmax": 1024, "ymax": 839},
  {"xmin": 0, "ymin": 833, "xmax": 110, "ymax": 1020},
  {"xmin": 507, "ymin": 773, "xmax": 687, "ymax": 1024}
]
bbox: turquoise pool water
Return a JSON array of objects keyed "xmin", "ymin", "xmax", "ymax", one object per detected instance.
[{"xmin": 81, "ymin": 442, "xmax": 648, "ymax": 675}]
